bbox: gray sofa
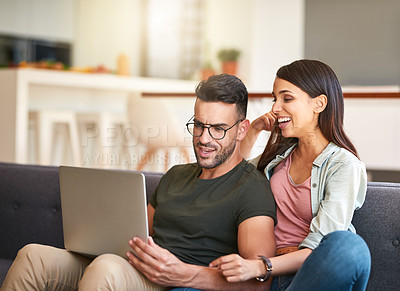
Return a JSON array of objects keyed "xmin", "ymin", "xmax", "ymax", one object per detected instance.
[{"xmin": 0, "ymin": 162, "xmax": 399, "ymax": 290}]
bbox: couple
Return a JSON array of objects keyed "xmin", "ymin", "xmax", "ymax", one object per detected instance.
[{"xmin": 2, "ymin": 60, "xmax": 371, "ymax": 291}]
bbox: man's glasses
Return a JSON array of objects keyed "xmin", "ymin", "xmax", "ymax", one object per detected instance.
[{"xmin": 186, "ymin": 116, "xmax": 243, "ymax": 140}]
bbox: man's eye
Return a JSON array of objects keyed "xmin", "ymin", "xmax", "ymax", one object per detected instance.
[
  {"xmin": 194, "ymin": 123, "xmax": 203, "ymax": 129},
  {"xmin": 213, "ymin": 126, "xmax": 225, "ymax": 132}
]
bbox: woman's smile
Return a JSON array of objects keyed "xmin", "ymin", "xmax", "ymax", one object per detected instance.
[{"xmin": 277, "ymin": 116, "xmax": 292, "ymax": 129}]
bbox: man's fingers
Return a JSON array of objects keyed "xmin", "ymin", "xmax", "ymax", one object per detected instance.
[
  {"xmin": 129, "ymin": 237, "xmax": 174, "ymax": 271},
  {"xmin": 127, "ymin": 249, "xmax": 163, "ymax": 280},
  {"xmin": 129, "ymin": 238, "xmax": 158, "ymax": 265}
]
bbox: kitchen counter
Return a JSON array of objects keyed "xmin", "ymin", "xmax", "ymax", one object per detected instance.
[
  {"xmin": 0, "ymin": 68, "xmax": 197, "ymax": 166},
  {"xmin": 0, "ymin": 68, "xmax": 399, "ymax": 172}
]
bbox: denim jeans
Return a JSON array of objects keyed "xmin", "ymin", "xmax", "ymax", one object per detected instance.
[{"xmin": 271, "ymin": 231, "xmax": 371, "ymax": 291}]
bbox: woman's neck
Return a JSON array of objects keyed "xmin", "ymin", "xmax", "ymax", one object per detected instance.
[{"xmin": 296, "ymin": 130, "xmax": 330, "ymax": 161}]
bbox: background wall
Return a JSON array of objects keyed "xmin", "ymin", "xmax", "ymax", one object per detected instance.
[
  {"xmin": 0, "ymin": 0, "xmax": 75, "ymax": 41},
  {"xmin": 1, "ymin": 0, "xmax": 399, "ymax": 88},
  {"xmin": 73, "ymin": 0, "xmax": 145, "ymax": 76},
  {"xmin": 204, "ymin": 0, "xmax": 304, "ymax": 91},
  {"xmin": 247, "ymin": 0, "xmax": 304, "ymax": 91},
  {"xmin": 305, "ymin": 0, "xmax": 400, "ymax": 86}
]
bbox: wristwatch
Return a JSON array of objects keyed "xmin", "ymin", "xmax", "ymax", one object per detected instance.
[{"xmin": 256, "ymin": 255, "xmax": 273, "ymax": 282}]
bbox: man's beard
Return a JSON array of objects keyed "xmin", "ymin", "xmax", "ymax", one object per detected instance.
[{"xmin": 194, "ymin": 138, "xmax": 237, "ymax": 169}]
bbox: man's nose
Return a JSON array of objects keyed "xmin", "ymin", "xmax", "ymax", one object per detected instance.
[{"xmin": 198, "ymin": 127, "xmax": 213, "ymax": 143}]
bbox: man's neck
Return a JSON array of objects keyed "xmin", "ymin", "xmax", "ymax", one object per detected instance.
[{"xmin": 198, "ymin": 154, "xmax": 243, "ymax": 180}]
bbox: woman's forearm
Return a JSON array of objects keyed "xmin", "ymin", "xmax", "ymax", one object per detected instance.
[
  {"xmin": 241, "ymin": 124, "xmax": 262, "ymax": 159},
  {"xmin": 269, "ymin": 249, "xmax": 312, "ymax": 277}
]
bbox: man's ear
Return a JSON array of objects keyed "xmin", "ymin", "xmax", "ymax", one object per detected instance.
[
  {"xmin": 314, "ymin": 94, "xmax": 327, "ymax": 113},
  {"xmin": 237, "ymin": 119, "xmax": 250, "ymax": 141}
]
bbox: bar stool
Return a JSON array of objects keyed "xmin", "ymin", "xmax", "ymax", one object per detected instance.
[
  {"xmin": 29, "ymin": 110, "xmax": 81, "ymax": 166},
  {"xmin": 76, "ymin": 112, "xmax": 130, "ymax": 168},
  {"xmin": 127, "ymin": 94, "xmax": 191, "ymax": 172}
]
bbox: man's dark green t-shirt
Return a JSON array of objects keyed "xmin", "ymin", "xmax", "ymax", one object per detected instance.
[{"xmin": 149, "ymin": 159, "xmax": 276, "ymax": 266}]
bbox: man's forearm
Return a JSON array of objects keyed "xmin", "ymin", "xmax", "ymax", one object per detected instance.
[{"xmin": 183, "ymin": 264, "xmax": 268, "ymax": 291}]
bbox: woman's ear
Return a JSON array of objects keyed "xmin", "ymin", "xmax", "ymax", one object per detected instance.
[{"xmin": 314, "ymin": 94, "xmax": 328, "ymax": 113}]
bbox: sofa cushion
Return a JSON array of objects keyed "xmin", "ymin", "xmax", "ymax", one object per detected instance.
[
  {"xmin": 0, "ymin": 163, "xmax": 65, "ymax": 260},
  {"xmin": 0, "ymin": 258, "xmax": 13, "ymax": 286},
  {"xmin": 352, "ymin": 182, "xmax": 400, "ymax": 291},
  {"xmin": 142, "ymin": 171, "xmax": 163, "ymax": 202},
  {"xmin": 0, "ymin": 162, "xmax": 163, "ymax": 262}
]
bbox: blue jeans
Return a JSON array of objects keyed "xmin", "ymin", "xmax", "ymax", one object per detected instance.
[{"xmin": 271, "ymin": 231, "xmax": 371, "ymax": 291}]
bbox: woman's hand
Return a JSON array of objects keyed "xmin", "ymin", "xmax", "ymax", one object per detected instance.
[
  {"xmin": 241, "ymin": 111, "xmax": 277, "ymax": 159},
  {"xmin": 209, "ymin": 254, "xmax": 265, "ymax": 282},
  {"xmin": 251, "ymin": 111, "xmax": 277, "ymax": 133}
]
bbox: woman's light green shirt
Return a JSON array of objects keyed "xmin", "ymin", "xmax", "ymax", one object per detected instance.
[{"xmin": 250, "ymin": 142, "xmax": 367, "ymax": 250}]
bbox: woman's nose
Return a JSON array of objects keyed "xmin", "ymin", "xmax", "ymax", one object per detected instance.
[{"xmin": 272, "ymin": 101, "xmax": 281, "ymax": 113}]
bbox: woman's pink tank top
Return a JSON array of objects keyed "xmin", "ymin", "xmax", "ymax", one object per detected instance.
[{"xmin": 270, "ymin": 150, "xmax": 313, "ymax": 249}]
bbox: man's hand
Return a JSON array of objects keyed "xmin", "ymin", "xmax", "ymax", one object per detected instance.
[
  {"xmin": 127, "ymin": 236, "xmax": 195, "ymax": 287},
  {"xmin": 209, "ymin": 254, "xmax": 264, "ymax": 282}
]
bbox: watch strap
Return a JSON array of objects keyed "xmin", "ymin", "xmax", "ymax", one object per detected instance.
[{"xmin": 256, "ymin": 255, "xmax": 273, "ymax": 282}]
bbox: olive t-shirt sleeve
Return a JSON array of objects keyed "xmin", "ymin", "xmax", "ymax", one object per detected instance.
[{"xmin": 234, "ymin": 170, "xmax": 277, "ymax": 227}]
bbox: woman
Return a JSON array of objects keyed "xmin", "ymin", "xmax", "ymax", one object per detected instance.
[{"xmin": 210, "ymin": 60, "xmax": 371, "ymax": 290}]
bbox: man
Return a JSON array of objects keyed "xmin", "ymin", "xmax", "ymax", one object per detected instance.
[{"xmin": 1, "ymin": 74, "xmax": 275, "ymax": 291}]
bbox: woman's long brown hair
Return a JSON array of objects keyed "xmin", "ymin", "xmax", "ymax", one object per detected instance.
[{"xmin": 257, "ymin": 59, "xmax": 358, "ymax": 172}]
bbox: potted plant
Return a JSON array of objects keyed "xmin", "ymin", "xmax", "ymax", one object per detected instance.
[
  {"xmin": 200, "ymin": 61, "xmax": 215, "ymax": 80},
  {"xmin": 217, "ymin": 48, "xmax": 241, "ymax": 75}
]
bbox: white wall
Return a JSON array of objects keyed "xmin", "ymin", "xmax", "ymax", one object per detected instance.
[
  {"xmin": 204, "ymin": 0, "xmax": 304, "ymax": 91},
  {"xmin": 203, "ymin": 0, "xmax": 253, "ymax": 81},
  {"xmin": 146, "ymin": 0, "xmax": 183, "ymax": 79},
  {"xmin": 73, "ymin": 0, "xmax": 144, "ymax": 75},
  {"xmin": 0, "ymin": 0, "xmax": 305, "ymax": 83},
  {"xmin": 74, "ymin": 0, "xmax": 305, "ymax": 84},
  {"xmin": 248, "ymin": 0, "xmax": 304, "ymax": 91},
  {"xmin": 0, "ymin": 0, "xmax": 75, "ymax": 41}
]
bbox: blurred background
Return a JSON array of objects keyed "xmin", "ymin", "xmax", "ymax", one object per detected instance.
[
  {"xmin": 0, "ymin": 0, "xmax": 399, "ymax": 181},
  {"xmin": 1, "ymin": 0, "xmax": 399, "ymax": 86}
]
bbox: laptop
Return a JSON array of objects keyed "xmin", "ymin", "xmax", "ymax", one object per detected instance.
[{"xmin": 59, "ymin": 166, "xmax": 149, "ymax": 258}]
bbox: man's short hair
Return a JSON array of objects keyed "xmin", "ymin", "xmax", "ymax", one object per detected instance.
[{"xmin": 195, "ymin": 74, "xmax": 248, "ymax": 119}]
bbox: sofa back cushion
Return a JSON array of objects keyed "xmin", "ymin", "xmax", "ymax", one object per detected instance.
[
  {"xmin": 0, "ymin": 162, "xmax": 164, "ymax": 261},
  {"xmin": 352, "ymin": 182, "xmax": 400, "ymax": 291},
  {"xmin": 0, "ymin": 163, "xmax": 64, "ymax": 260}
]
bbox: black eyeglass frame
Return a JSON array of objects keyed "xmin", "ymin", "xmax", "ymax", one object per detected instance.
[{"xmin": 185, "ymin": 115, "xmax": 243, "ymax": 140}]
